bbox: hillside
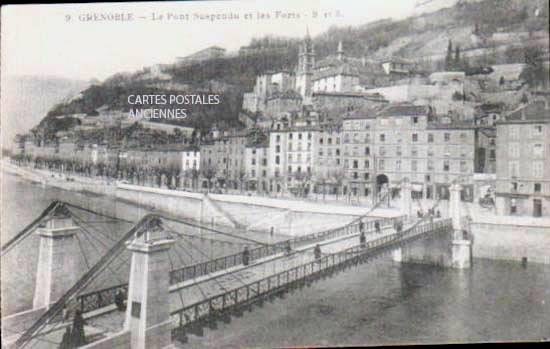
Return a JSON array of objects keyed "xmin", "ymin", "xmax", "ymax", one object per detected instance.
[
  {"xmin": 1, "ymin": 76, "xmax": 88, "ymax": 150},
  {"xmin": 33, "ymin": 0, "xmax": 549, "ymax": 139}
]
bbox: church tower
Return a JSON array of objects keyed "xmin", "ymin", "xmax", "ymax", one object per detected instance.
[{"xmin": 296, "ymin": 28, "xmax": 315, "ymax": 102}]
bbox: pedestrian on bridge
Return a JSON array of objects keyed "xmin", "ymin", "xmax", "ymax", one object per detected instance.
[
  {"xmin": 314, "ymin": 244, "xmax": 322, "ymax": 260},
  {"xmin": 359, "ymin": 221, "xmax": 365, "ymax": 233},
  {"xmin": 71, "ymin": 310, "xmax": 86, "ymax": 347},
  {"xmin": 114, "ymin": 290, "xmax": 126, "ymax": 312},
  {"xmin": 360, "ymin": 231, "xmax": 366, "ymax": 249},
  {"xmin": 242, "ymin": 246, "xmax": 250, "ymax": 266},
  {"xmin": 375, "ymin": 221, "xmax": 381, "ymax": 234}
]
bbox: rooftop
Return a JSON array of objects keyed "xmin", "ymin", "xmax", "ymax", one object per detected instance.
[
  {"xmin": 377, "ymin": 103, "xmax": 429, "ymax": 117},
  {"xmin": 502, "ymin": 100, "xmax": 550, "ymax": 123}
]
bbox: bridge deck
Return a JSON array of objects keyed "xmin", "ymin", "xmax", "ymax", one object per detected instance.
[{"xmin": 84, "ymin": 223, "xmax": 402, "ymax": 334}]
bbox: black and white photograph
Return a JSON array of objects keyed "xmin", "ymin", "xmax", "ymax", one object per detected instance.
[{"xmin": 1, "ymin": 0, "xmax": 549, "ymax": 347}]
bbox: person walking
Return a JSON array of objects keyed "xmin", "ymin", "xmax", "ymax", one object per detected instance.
[
  {"xmin": 114, "ymin": 289, "xmax": 126, "ymax": 312},
  {"xmin": 71, "ymin": 310, "xmax": 86, "ymax": 347},
  {"xmin": 59, "ymin": 326, "xmax": 72, "ymax": 349},
  {"xmin": 242, "ymin": 246, "xmax": 250, "ymax": 266},
  {"xmin": 375, "ymin": 221, "xmax": 381, "ymax": 234},
  {"xmin": 314, "ymin": 244, "xmax": 322, "ymax": 260},
  {"xmin": 360, "ymin": 231, "xmax": 366, "ymax": 249}
]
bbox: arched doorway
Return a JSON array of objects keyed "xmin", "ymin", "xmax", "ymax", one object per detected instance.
[{"xmin": 376, "ymin": 174, "xmax": 389, "ymax": 193}]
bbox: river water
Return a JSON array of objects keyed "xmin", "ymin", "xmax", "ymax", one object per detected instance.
[{"xmin": 2, "ymin": 172, "xmax": 549, "ymax": 346}]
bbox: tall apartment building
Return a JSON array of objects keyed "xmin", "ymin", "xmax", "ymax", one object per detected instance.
[
  {"xmin": 495, "ymin": 100, "xmax": 550, "ymax": 217},
  {"xmin": 244, "ymin": 130, "xmax": 270, "ymax": 193},
  {"xmin": 200, "ymin": 131, "xmax": 248, "ymax": 189},
  {"xmin": 268, "ymin": 122, "xmax": 320, "ymax": 195},
  {"xmin": 342, "ymin": 103, "xmax": 477, "ymax": 202},
  {"xmin": 314, "ymin": 129, "xmax": 344, "ymax": 195}
]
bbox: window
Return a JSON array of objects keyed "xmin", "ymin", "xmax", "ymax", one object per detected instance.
[
  {"xmin": 336, "ymin": 149, "xmax": 340, "ymax": 156},
  {"xmin": 533, "ymin": 162, "xmax": 544, "ymax": 178},
  {"xmin": 460, "ymin": 161, "xmax": 467, "ymax": 173},
  {"xmin": 444, "ymin": 133, "xmax": 451, "ymax": 142},
  {"xmin": 298, "ymin": 133, "xmax": 303, "ymax": 140},
  {"xmin": 413, "ymin": 116, "xmax": 419, "ymax": 124},
  {"xmin": 288, "ymin": 166, "xmax": 292, "ymax": 173},
  {"xmin": 533, "ymin": 143, "xmax": 544, "ymax": 158},
  {"xmin": 509, "ymin": 143, "xmax": 519, "ymax": 158},
  {"xmin": 364, "ymin": 160, "xmax": 370, "ymax": 169},
  {"xmin": 275, "ymin": 155, "xmax": 280, "ymax": 165},
  {"xmin": 535, "ymin": 183, "xmax": 541, "ymax": 193},
  {"xmin": 365, "ymin": 147, "xmax": 370, "ymax": 156},
  {"xmin": 251, "ymin": 158, "xmax": 256, "ymax": 165},
  {"xmin": 328, "ymin": 138, "xmax": 332, "ymax": 145},
  {"xmin": 364, "ymin": 173, "xmax": 370, "ymax": 180},
  {"xmin": 411, "ymin": 160, "xmax": 418, "ymax": 172},
  {"xmin": 396, "ymin": 160, "xmax": 401, "ymax": 170},
  {"xmin": 509, "ymin": 161, "xmax": 520, "ymax": 177},
  {"xmin": 443, "ymin": 160, "xmax": 450, "ymax": 172},
  {"xmin": 412, "ymin": 133, "xmax": 418, "ymax": 142},
  {"xmin": 276, "ymin": 145, "xmax": 280, "ymax": 153},
  {"xmin": 411, "ymin": 147, "xmax": 418, "ymax": 157},
  {"xmin": 379, "ymin": 159, "xmax": 385, "ymax": 170},
  {"xmin": 509, "ymin": 126, "xmax": 519, "ymax": 139},
  {"xmin": 288, "ymin": 143, "xmax": 293, "ymax": 151},
  {"xmin": 289, "ymin": 133, "xmax": 293, "ymax": 139},
  {"xmin": 396, "ymin": 146, "xmax": 402, "ymax": 156},
  {"xmin": 319, "ymin": 138, "xmax": 324, "ymax": 144},
  {"xmin": 288, "ymin": 154, "xmax": 293, "ymax": 162},
  {"xmin": 427, "ymin": 160, "xmax": 434, "ymax": 171},
  {"xmin": 276, "ymin": 135, "xmax": 281, "ymax": 142},
  {"xmin": 533, "ymin": 125, "xmax": 543, "ymax": 137},
  {"xmin": 379, "ymin": 134, "xmax": 385, "ymax": 142},
  {"xmin": 379, "ymin": 147, "xmax": 386, "ymax": 156}
]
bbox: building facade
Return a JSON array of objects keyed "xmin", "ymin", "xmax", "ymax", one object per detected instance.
[{"xmin": 495, "ymin": 101, "xmax": 550, "ymax": 217}]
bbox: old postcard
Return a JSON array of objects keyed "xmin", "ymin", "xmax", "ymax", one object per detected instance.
[{"xmin": 1, "ymin": 0, "xmax": 549, "ymax": 348}]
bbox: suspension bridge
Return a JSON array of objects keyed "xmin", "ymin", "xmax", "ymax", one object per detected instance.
[{"xmin": 1, "ymin": 179, "xmax": 473, "ymax": 348}]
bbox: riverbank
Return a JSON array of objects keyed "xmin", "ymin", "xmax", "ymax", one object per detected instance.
[{"xmin": 3, "ymin": 161, "xmax": 549, "ymax": 264}]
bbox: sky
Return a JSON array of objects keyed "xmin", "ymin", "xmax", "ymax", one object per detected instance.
[{"xmin": 1, "ymin": 0, "xmax": 456, "ymax": 82}]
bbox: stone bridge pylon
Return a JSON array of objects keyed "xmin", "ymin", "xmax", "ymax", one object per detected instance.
[{"xmin": 394, "ymin": 178, "xmax": 473, "ymax": 269}]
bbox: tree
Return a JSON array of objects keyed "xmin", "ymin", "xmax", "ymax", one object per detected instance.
[
  {"xmin": 445, "ymin": 40, "xmax": 453, "ymax": 71},
  {"xmin": 520, "ymin": 45, "xmax": 550, "ymax": 89},
  {"xmin": 238, "ymin": 170, "xmax": 247, "ymax": 192},
  {"xmin": 201, "ymin": 164, "xmax": 217, "ymax": 191},
  {"xmin": 329, "ymin": 169, "xmax": 345, "ymax": 200},
  {"xmin": 454, "ymin": 45, "xmax": 461, "ymax": 71},
  {"xmin": 316, "ymin": 173, "xmax": 329, "ymax": 201}
]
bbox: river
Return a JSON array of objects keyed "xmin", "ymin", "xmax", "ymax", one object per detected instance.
[{"xmin": 1, "ymin": 172, "xmax": 549, "ymax": 346}]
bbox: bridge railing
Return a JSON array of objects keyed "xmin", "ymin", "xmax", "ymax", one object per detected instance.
[
  {"xmin": 78, "ymin": 283, "xmax": 129, "ymax": 313},
  {"xmin": 168, "ymin": 215, "xmax": 404, "ymax": 285},
  {"xmin": 170, "ymin": 218, "xmax": 451, "ymax": 336},
  {"xmin": 77, "ymin": 215, "xmax": 405, "ymax": 313}
]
